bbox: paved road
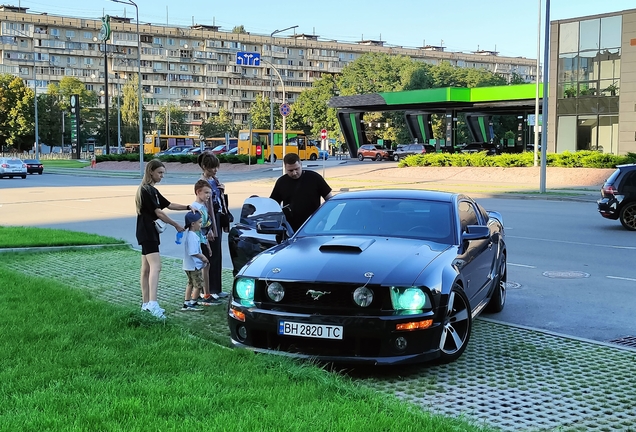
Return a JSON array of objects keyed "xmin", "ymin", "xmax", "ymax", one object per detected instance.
[{"xmin": 1, "ymin": 165, "xmax": 634, "ymax": 345}]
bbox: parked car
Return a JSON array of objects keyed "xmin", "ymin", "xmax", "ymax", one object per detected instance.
[
  {"xmin": 227, "ymin": 191, "xmax": 507, "ymax": 365},
  {"xmin": 460, "ymin": 143, "xmax": 500, "ymax": 156},
  {"xmin": 222, "ymin": 147, "xmax": 238, "ymax": 156},
  {"xmin": 0, "ymin": 157, "xmax": 27, "ymax": 179},
  {"xmin": 393, "ymin": 144, "xmax": 436, "ymax": 161},
  {"xmin": 597, "ymin": 164, "xmax": 636, "ymax": 230},
  {"xmin": 23, "ymin": 159, "xmax": 44, "ymax": 175},
  {"xmin": 210, "ymin": 144, "xmax": 231, "ymax": 155},
  {"xmin": 357, "ymin": 144, "xmax": 392, "ymax": 161},
  {"xmin": 155, "ymin": 145, "xmax": 193, "ymax": 157},
  {"xmin": 186, "ymin": 146, "xmax": 213, "ymax": 155}
]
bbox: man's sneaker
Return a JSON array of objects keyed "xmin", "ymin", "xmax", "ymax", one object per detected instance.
[
  {"xmin": 181, "ymin": 303, "xmax": 204, "ymax": 312},
  {"xmin": 200, "ymin": 296, "xmax": 222, "ymax": 306},
  {"xmin": 216, "ymin": 292, "xmax": 229, "ymax": 299}
]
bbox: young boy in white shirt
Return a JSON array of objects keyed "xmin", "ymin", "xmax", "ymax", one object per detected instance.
[{"xmin": 181, "ymin": 211, "xmax": 211, "ymax": 311}]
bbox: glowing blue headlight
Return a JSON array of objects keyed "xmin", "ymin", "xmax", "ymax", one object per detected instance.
[
  {"xmin": 235, "ymin": 278, "xmax": 255, "ymax": 301},
  {"xmin": 390, "ymin": 287, "xmax": 428, "ymax": 310}
]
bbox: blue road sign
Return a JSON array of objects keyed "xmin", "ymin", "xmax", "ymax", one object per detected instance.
[
  {"xmin": 236, "ymin": 52, "xmax": 261, "ymax": 66},
  {"xmin": 279, "ymin": 103, "xmax": 291, "ymax": 117}
]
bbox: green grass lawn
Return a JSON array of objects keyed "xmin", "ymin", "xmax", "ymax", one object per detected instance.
[
  {"xmin": 0, "ymin": 226, "xmax": 126, "ymax": 248},
  {"xmin": 41, "ymin": 159, "xmax": 90, "ymax": 168},
  {"xmin": 0, "ymin": 227, "xmax": 496, "ymax": 431}
]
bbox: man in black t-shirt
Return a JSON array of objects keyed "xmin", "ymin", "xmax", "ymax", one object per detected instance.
[{"xmin": 270, "ymin": 153, "xmax": 333, "ymax": 232}]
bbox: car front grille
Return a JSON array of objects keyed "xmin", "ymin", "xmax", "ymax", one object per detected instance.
[{"xmin": 255, "ymin": 281, "xmax": 392, "ymax": 313}]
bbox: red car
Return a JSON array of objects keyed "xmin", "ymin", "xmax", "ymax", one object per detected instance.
[
  {"xmin": 210, "ymin": 144, "xmax": 230, "ymax": 155},
  {"xmin": 357, "ymin": 144, "xmax": 392, "ymax": 161}
]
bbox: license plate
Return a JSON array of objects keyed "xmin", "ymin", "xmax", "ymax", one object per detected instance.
[{"xmin": 278, "ymin": 321, "xmax": 343, "ymax": 340}]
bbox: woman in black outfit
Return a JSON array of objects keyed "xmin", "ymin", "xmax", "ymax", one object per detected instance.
[{"xmin": 135, "ymin": 159, "xmax": 191, "ymax": 318}]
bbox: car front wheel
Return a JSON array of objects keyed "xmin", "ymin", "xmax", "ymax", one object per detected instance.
[
  {"xmin": 374, "ymin": 153, "xmax": 383, "ymax": 161},
  {"xmin": 358, "ymin": 154, "xmax": 364, "ymax": 161},
  {"xmin": 619, "ymin": 202, "xmax": 636, "ymax": 230},
  {"xmin": 437, "ymin": 285, "xmax": 472, "ymax": 363},
  {"xmin": 309, "ymin": 154, "xmax": 317, "ymax": 161},
  {"xmin": 393, "ymin": 154, "xmax": 400, "ymax": 162},
  {"xmin": 486, "ymin": 252, "xmax": 506, "ymax": 313}
]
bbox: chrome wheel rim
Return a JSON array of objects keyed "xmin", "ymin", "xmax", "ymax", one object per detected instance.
[{"xmin": 439, "ymin": 290, "xmax": 470, "ymax": 355}]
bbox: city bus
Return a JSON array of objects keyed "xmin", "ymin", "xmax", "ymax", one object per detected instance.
[{"xmin": 237, "ymin": 129, "xmax": 319, "ymax": 161}]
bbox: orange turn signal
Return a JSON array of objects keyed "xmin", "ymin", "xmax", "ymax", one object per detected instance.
[
  {"xmin": 396, "ymin": 319, "xmax": 433, "ymax": 331},
  {"xmin": 229, "ymin": 307, "xmax": 246, "ymax": 322}
]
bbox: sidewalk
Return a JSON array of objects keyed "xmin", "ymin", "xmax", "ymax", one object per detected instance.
[{"xmin": 2, "ymin": 246, "xmax": 635, "ymax": 432}]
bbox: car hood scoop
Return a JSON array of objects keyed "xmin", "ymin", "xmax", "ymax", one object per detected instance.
[
  {"xmin": 319, "ymin": 237, "xmax": 375, "ymax": 253},
  {"xmin": 244, "ymin": 236, "xmax": 451, "ymax": 285}
]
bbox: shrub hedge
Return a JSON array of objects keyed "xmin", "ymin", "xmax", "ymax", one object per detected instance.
[
  {"xmin": 96, "ymin": 153, "xmax": 257, "ymax": 165},
  {"xmin": 398, "ymin": 151, "xmax": 636, "ymax": 169}
]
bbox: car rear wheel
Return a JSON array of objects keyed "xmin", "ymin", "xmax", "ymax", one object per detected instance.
[
  {"xmin": 358, "ymin": 154, "xmax": 364, "ymax": 161},
  {"xmin": 486, "ymin": 252, "xmax": 506, "ymax": 313},
  {"xmin": 374, "ymin": 153, "xmax": 383, "ymax": 161},
  {"xmin": 309, "ymin": 154, "xmax": 317, "ymax": 161},
  {"xmin": 619, "ymin": 202, "xmax": 636, "ymax": 230},
  {"xmin": 438, "ymin": 285, "xmax": 472, "ymax": 363},
  {"xmin": 38, "ymin": 171, "xmax": 43, "ymax": 175},
  {"xmin": 393, "ymin": 154, "xmax": 400, "ymax": 162},
  {"xmin": 21, "ymin": 175, "xmax": 26, "ymax": 179}
]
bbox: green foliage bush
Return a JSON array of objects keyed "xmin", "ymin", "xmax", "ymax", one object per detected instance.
[
  {"xmin": 96, "ymin": 152, "xmax": 257, "ymax": 165},
  {"xmin": 399, "ymin": 150, "xmax": 636, "ymax": 169}
]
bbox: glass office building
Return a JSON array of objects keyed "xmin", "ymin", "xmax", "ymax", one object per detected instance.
[{"xmin": 549, "ymin": 9, "xmax": 635, "ymax": 155}]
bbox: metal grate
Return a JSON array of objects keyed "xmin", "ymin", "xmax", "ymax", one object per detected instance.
[{"xmin": 609, "ymin": 336, "xmax": 636, "ymax": 348}]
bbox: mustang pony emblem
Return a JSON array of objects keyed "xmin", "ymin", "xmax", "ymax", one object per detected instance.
[{"xmin": 306, "ymin": 290, "xmax": 331, "ymax": 300}]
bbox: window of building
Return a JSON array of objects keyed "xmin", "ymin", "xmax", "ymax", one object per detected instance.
[
  {"xmin": 153, "ymin": 37, "xmax": 162, "ymax": 45},
  {"xmin": 154, "ymin": 87, "xmax": 162, "ymax": 94}
]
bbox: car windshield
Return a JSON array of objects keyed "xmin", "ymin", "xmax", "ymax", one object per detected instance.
[{"xmin": 299, "ymin": 198, "xmax": 456, "ymax": 243}]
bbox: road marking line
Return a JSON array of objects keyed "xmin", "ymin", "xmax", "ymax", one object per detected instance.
[
  {"xmin": 508, "ymin": 235, "xmax": 636, "ymax": 250},
  {"xmin": 509, "ymin": 263, "xmax": 536, "ymax": 268},
  {"xmin": 607, "ymin": 276, "xmax": 636, "ymax": 282}
]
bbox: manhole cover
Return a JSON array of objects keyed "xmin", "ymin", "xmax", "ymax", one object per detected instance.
[
  {"xmin": 542, "ymin": 271, "xmax": 590, "ymax": 279},
  {"xmin": 504, "ymin": 281, "xmax": 521, "ymax": 289},
  {"xmin": 609, "ymin": 336, "xmax": 636, "ymax": 348}
]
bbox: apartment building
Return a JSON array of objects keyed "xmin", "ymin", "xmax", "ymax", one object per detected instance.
[{"xmin": 0, "ymin": 5, "xmax": 537, "ymax": 134}]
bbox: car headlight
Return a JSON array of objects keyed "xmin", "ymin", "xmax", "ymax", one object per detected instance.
[
  {"xmin": 267, "ymin": 282, "xmax": 285, "ymax": 302},
  {"xmin": 235, "ymin": 277, "xmax": 255, "ymax": 304},
  {"xmin": 353, "ymin": 286, "xmax": 374, "ymax": 307},
  {"xmin": 390, "ymin": 287, "xmax": 428, "ymax": 311}
]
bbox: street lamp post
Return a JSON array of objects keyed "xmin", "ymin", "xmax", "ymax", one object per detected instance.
[
  {"xmin": 262, "ymin": 59, "xmax": 286, "ymax": 173},
  {"xmin": 111, "ymin": 0, "xmax": 143, "ymax": 177},
  {"xmin": 268, "ymin": 25, "xmax": 297, "ymax": 164},
  {"xmin": 540, "ymin": 0, "xmax": 550, "ymax": 193}
]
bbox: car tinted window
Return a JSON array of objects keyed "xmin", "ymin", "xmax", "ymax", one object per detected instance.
[
  {"xmin": 300, "ymin": 198, "xmax": 455, "ymax": 243},
  {"xmin": 458, "ymin": 201, "xmax": 479, "ymax": 232},
  {"xmin": 621, "ymin": 171, "xmax": 636, "ymax": 193}
]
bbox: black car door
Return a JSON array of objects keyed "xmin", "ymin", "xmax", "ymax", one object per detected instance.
[{"xmin": 456, "ymin": 200, "xmax": 494, "ymax": 304}]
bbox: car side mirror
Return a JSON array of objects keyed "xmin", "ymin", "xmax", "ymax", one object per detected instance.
[
  {"xmin": 462, "ymin": 225, "xmax": 489, "ymax": 241},
  {"xmin": 256, "ymin": 220, "xmax": 286, "ymax": 235}
]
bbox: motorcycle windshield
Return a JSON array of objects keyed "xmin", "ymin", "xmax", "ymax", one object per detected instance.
[{"xmin": 239, "ymin": 196, "xmax": 285, "ymax": 228}]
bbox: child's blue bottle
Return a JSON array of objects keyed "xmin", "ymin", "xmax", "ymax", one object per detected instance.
[{"xmin": 175, "ymin": 231, "xmax": 184, "ymax": 245}]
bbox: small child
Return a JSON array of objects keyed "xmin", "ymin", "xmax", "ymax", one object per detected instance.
[
  {"xmin": 181, "ymin": 211, "xmax": 209, "ymax": 312},
  {"xmin": 190, "ymin": 179, "xmax": 222, "ymax": 306}
]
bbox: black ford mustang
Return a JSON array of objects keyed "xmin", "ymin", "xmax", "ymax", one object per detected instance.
[{"xmin": 227, "ymin": 190, "xmax": 506, "ymax": 365}]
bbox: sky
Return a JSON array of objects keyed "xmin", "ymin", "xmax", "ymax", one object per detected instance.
[{"xmin": 13, "ymin": 0, "xmax": 636, "ymax": 59}]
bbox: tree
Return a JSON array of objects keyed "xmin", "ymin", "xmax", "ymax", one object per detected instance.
[
  {"xmin": 48, "ymin": 77, "xmax": 100, "ymax": 145},
  {"xmin": 154, "ymin": 104, "xmax": 188, "ymax": 135},
  {"xmin": 200, "ymin": 107, "xmax": 237, "ymax": 137},
  {"xmin": 120, "ymin": 78, "xmax": 151, "ymax": 144},
  {"xmin": 0, "ymin": 74, "xmax": 35, "ymax": 151},
  {"xmin": 289, "ymin": 74, "xmax": 339, "ymax": 138},
  {"xmin": 249, "ymin": 94, "xmax": 280, "ymax": 130},
  {"xmin": 232, "ymin": 25, "xmax": 247, "ymax": 34}
]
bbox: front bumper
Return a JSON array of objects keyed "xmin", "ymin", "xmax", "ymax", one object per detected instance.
[{"xmin": 228, "ymin": 302, "xmax": 442, "ymax": 365}]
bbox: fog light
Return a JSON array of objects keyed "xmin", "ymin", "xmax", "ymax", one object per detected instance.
[
  {"xmin": 237, "ymin": 325, "xmax": 247, "ymax": 341},
  {"xmin": 267, "ymin": 282, "xmax": 285, "ymax": 302},
  {"xmin": 395, "ymin": 337, "xmax": 407, "ymax": 350},
  {"xmin": 353, "ymin": 286, "xmax": 374, "ymax": 307}
]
